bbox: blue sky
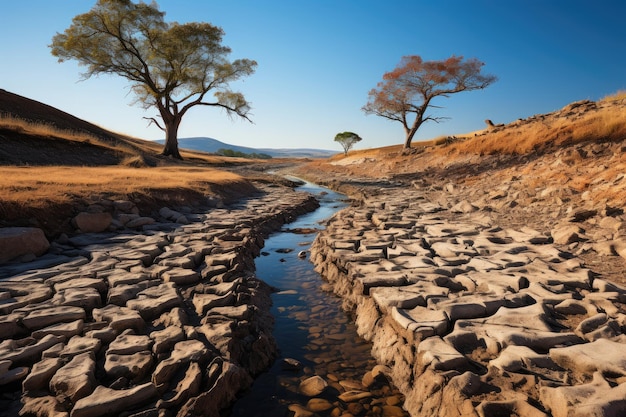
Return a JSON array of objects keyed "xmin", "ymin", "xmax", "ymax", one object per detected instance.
[{"xmin": 1, "ymin": 1, "xmax": 625, "ymax": 152}]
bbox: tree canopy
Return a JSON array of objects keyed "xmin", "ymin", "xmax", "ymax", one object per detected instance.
[
  {"xmin": 363, "ymin": 55, "xmax": 496, "ymax": 150},
  {"xmin": 334, "ymin": 131, "xmax": 362, "ymax": 156},
  {"xmin": 50, "ymin": 0, "xmax": 256, "ymax": 159}
]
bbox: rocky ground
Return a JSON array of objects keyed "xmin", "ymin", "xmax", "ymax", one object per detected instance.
[
  {"xmin": 294, "ymin": 134, "xmax": 626, "ymax": 416},
  {"xmin": 0, "ymin": 182, "xmax": 318, "ymax": 417}
]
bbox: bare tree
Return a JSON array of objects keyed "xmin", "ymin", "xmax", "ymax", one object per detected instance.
[{"xmin": 363, "ymin": 55, "xmax": 496, "ymax": 150}]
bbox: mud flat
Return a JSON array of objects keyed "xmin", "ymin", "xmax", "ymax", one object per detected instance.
[
  {"xmin": 310, "ymin": 181, "xmax": 626, "ymax": 417},
  {"xmin": 0, "ymin": 183, "xmax": 318, "ymax": 417}
]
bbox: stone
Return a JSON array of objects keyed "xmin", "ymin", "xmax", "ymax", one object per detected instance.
[
  {"xmin": 162, "ymin": 268, "xmax": 201, "ymax": 286},
  {"xmin": 307, "ymin": 398, "xmax": 333, "ymax": 412},
  {"xmin": 32, "ymin": 319, "xmax": 84, "ymax": 340},
  {"xmin": 299, "ymin": 375, "xmax": 328, "ymax": 396},
  {"xmin": 150, "ymin": 326, "xmax": 185, "ymax": 355},
  {"xmin": 92, "ymin": 305, "xmax": 145, "ymax": 332},
  {"xmin": 157, "ymin": 361, "xmax": 202, "ymax": 408},
  {"xmin": 108, "ymin": 334, "xmax": 153, "ymax": 355},
  {"xmin": 104, "ymin": 351, "xmax": 153, "ymax": 381},
  {"xmin": 288, "ymin": 404, "xmax": 315, "ymax": 417},
  {"xmin": 19, "ymin": 395, "xmax": 68, "ymax": 417},
  {"xmin": 0, "ymin": 334, "xmax": 64, "ymax": 365},
  {"xmin": 73, "ymin": 212, "xmax": 112, "ymax": 233},
  {"xmin": 125, "ymin": 217, "xmax": 156, "ymax": 228},
  {"xmin": 192, "ymin": 292, "xmax": 236, "ymax": 316},
  {"xmin": 0, "ymin": 227, "xmax": 50, "ymax": 262},
  {"xmin": 549, "ymin": 339, "xmax": 626, "ymax": 376},
  {"xmin": 540, "ymin": 372, "xmax": 626, "ymax": 417},
  {"xmin": 126, "ymin": 283, "xmax": 182, "ymax": 320},
  {"xmin": 22, "ymin": 306, "xmax": 86, "ymax": 330},
  {"xmin": 0, "ymin": 363, "xmax": 28, "ymax": 385},
  {"xmin": 152, "ymin": 340, "xmax": 210, "ymax": 388},
  {"xmin": 551, "ymin": 224, "xmax": 585, "ymax": 245},
  {"xmin": 22, "ymin": 357, "xmax": 63, "ymax": 392},
  {"xmin": 49, "ymin": 352, "xmax": 96, "ymax": 403},
  {"xmin": 391, "ymin": 306, "xmax": 449, "ymax": 336},
  {"xmin": 71, "ymin": 382, "xmax": 158, "ymax": 417},
  {"xmin": 417, "ymin": 336, "xmax": 468, "ymax": 371}
]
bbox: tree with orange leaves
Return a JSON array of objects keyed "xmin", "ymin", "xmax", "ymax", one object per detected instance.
[{"xmin": 363, "ymin": 55, "xmax": 496, "ymax": 150}]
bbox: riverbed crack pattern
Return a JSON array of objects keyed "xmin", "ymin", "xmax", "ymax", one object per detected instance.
[{"xmin": 311, "ymin": 186, "xmax": 626, "ymax": 417}]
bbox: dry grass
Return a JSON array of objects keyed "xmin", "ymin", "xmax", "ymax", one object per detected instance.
[
  {"xmin": 601, "ymin": 90, "xmax": 626, "ymax": 102},
  {"xmin": 0, "ymin": 166, "xmax": 249, "ymax": 208},
  {"xmin": 441, "ymin": 101, "xmax": 626, "ymax": 156},
  {"xmin": 0, "ymin": 113, "xmax": 140, "ymax": 155}
]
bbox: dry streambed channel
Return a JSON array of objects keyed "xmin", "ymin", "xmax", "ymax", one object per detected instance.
[{"xmin": 230, "ymin": 181, "xmax": 408, "ymax": 417}]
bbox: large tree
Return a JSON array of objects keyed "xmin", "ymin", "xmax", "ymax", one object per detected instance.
[
  {"xmin": 363, "ymin": 55, "xmax": 496, "ymax": 150},
  {"xmin": 50, "ymin": 0, "xmax": 256, "ymax": 159}
]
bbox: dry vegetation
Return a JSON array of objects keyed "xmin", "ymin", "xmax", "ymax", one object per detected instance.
[{"xmin": 302, "ymin": 95, "xmax": 626, "ymax": 207}]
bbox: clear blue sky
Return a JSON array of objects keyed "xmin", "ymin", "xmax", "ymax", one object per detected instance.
[{"xmin": 1, "ymin": 1, "xmax": 625, "ymax": 152}]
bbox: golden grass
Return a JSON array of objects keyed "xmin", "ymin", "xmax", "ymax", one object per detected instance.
[
  {"xmin": 0, "ymin": 113, "xmax": 139, "ymax": 155},
  {"xmin": 0, "ymin": 166, "xmax": 249, "ymax": 208},
  {"xmin": 445, "ymin": 102, "xmax": 626, "ymax": 156},
  {"xmin": 601, "ymin": 90, "xmax": 626, "ymax": 102}
]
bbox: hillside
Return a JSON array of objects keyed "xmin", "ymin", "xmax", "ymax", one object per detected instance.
[
  {"xmin": 160, "ymin": 137, "xmax": 338, "ymax": 158},
  {"xmin": 293, "ymin": 94, "xmax": 626, "ymax": 283}
]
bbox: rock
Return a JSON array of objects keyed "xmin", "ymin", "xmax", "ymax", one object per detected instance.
[
  {"xmin": 338, "ymin": 390, "xmax": 373, "ymax": 402},
  {"xmin": 104, "ymin": 351, "xmax": 153, "ymax": 381},
  {"xmin": 0, "ymin": 227, "xmax": 50, "ymax": 262},
  {"xmin": 19, "ymin": 395, "xmax": 68, "ymax": 417},
  {"xmin": 108, "ymin": 334, "xmax": 153, "ymax": 355},
  {"xmin": 32, "ymin": 319, "xmax": 85, "ymax": 340},
  {"xmin": 551, "ymin": 224, "xmax": 585, "ymax": 245},
  {"xmin": 0, "ymin": 334, "xmax": 64, "ymax": 365},
  {"xmin": 549, "ymin": 339, "xmax": 626, "ymax": 376},
  {"xmin": 92, "ymin": 305, "xmax": 145, "ymax": 333},
  {"xmin": 307, "ymin": 398, "xmax": 333, "ymax": 412},
  {"xmin": 281, "ymin": 358, "xmax": 302, "ymax": 371},
  {"xmin": 22, "ymin": 357, "xmax": 63, "ymax": 392},
  {"xmin": 299, "ymin": 375, "xmax": 328, "ymax": 396},
  {"xmin": 49, "ymin": 352, "xmax": 96, "ymax": 403},
  {"xmin": 150, "ymin": 326, "xmax": 185, "ymax": 355},
  {"xmin": 162, "ymin": 268, "xmax": 201, "ymax": 286},
  {"xmin": 59, "ymin": 336, "xmax": 101, "ymax": 358},
  {"xmin": 22, "ymin": 306, "xmax": 86, "ymax": 330},
  {"xmin": 540, "ymin": 372, "xmax": 626, "ymax": 417},
  {"xmin": 73, "ymin": 212, "xmax": 112, "ymax": 233},
  {"xmin": 0, "ymin": 362, "xmax": 28, "ymax": 385},
  {"xmin": 125, "ymin": 217, "xmax": 156, "ymax": 229},
  {"xmin": 157, "ymin": 361, "xmax": 202, "ymax": 408},
  {"xmin": 126, "ymin": 283, "xmax": 182, "ymax": 320},
  {"xmin": 71, "ymin": 382, "xmax": 158, "ymax": 417},
  {"xmin": 152, "ymin": 340, "xmax": 210, "ymax": 388},
  {"xmin": 417, "ymin": 336, "xmax": 468, "ymax": 371},
  {"xmin": 288, "ymin": 404, "xmax": 315, "ymax": 417}
]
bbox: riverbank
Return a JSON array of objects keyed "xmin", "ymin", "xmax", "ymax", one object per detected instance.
[
  {"xmin": 0, "ymin": 182, "xmax": 318, "ymax": 417},
  {"xmin": 293, "ymin": 156, "xmax": 626, "ymax": 416}
]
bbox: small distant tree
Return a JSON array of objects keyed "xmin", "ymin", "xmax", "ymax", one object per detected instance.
[
  {"xmin": 363, "ymin": 55, "xmax": 497, "ymax": 150},
  {"xmin": 50, "ymin": 0, "xmax": 257, "ymax": 159},
  {"xmin": 334, "ymin": 131, "xmax": 362, "ymax": 156}
]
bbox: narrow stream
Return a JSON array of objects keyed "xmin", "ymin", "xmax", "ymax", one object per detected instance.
[{"xmin": 229, "ymin": 181, "xmax": 408, "ymax": 417}]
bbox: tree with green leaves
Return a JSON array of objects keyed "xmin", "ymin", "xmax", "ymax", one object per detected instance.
[
  {"xmin": 334, "ymin": 131, "xmax": 362, "ymax": 156},
  {"xmin": 50, "ymin": 0, "xmax": 257, "ymax": 159},
  {"xmin": 363, "ymin": 55, "xmax": 496, "ymax": 150}
]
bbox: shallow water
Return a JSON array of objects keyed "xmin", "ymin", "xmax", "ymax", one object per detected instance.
[{"xmin": 229, "ymin": 181, "xmax": 408, "ymax": 417}]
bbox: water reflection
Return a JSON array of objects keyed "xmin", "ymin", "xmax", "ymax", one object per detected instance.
[{"xmin": 229, "ymin": 183, "xmax": 408, "ymax": 417}]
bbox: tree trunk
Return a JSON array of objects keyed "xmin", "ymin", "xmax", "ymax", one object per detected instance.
[
  {"xmin": 404, "ymin": 129, "xmax": 417, "ymax": 149},
  {"xmin": 161, "ymin": 118, "xmax": 182, "ymax": 159}
]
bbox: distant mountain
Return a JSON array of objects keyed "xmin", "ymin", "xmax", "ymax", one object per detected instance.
[{"xmin": 156, "ymin": 137, "xmax": 338, "ymax": 158}]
